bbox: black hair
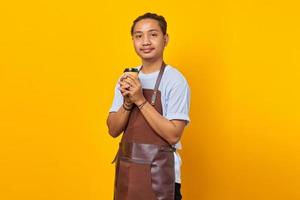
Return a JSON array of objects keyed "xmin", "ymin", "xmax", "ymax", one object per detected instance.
[{"xmin": 131, "ymin": 12, "xmax": 167, "ymax": 35}]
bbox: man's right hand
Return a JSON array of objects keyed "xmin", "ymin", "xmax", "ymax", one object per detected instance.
[{"xmin": 118, "ymin": 75, "xmax": 133, "ymax": 108}]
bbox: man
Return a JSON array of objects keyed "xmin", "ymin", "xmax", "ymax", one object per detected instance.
[{"xmin": 107, "ymin": 12, "xmax": 190, "ymax": 200}]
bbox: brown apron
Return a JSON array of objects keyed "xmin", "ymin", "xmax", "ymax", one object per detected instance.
[{"xmin": 113, "ymin": 62, "xmax": 176, "ymax": 200}]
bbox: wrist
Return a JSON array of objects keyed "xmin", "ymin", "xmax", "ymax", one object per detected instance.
[
  {"xmin": 123, "ymin": 103, "xmax": 133, "ymax": 111},
  {"xmin": 124, "ymin": 101, "xmax": 133, "ymax": 107},
  {"xmin": 123, "ymin": 99, "xmax": 133, "ymax": 109},
  {"xmin": 135, "ymin": 98, "xmax": 146, "ymax": 106},
  {"xmin": 136, "ymin": 99, "xmax": 148, "ymax": 110}
]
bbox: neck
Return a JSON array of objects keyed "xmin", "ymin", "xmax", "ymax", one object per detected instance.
[{"xmin": 141, "ymin": 57, "xmax": 164, "ymax": 74}]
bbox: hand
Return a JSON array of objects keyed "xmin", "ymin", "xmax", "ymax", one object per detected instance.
[
  {"xmin": 119, "ymin": 74, "xmax": 146, "ymax": 105},
  {"xmin": 118, "ymin": 75, "xmax": 133, "ymax": 107}
]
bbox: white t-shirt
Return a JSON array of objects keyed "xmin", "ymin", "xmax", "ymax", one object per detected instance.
[{"xmin": 109, "ymin": 64, "xmax": 191, "ymax": 183}]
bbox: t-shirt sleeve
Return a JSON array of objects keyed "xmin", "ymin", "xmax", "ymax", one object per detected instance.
[
  {"xmin": 109, "ymin": 79, "xmax": 124, "ymax": 113},
  {"xmin": 165, "ymin": 80, "xmax": 191, "ymax": 125}
]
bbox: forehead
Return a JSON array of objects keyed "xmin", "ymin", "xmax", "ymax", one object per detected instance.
[{"xmin": 133, "ymin": 18, "xmax": 162, "ymax": 33}]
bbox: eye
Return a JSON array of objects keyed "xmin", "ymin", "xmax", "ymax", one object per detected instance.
[
  {"xmin": 135, "ymin": 34, "xmax": 142, "ymax": 39},
  {"xmin": 151, "ymin": 33, "xmax": 158, "ymax": 37}
]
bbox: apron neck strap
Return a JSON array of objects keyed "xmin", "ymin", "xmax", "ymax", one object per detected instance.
[{"xmin": 138, "ymin": 61, "xmax": 166, "ymax": 106}]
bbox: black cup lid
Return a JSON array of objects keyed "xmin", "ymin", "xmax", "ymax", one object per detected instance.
[{"xmin": 124, "ymin": 68, "xmax": 139, "ymax": 73}]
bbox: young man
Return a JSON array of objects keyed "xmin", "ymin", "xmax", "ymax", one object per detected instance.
[{"xmin": 107, "ymin": 12, "xmax": 190, "ymax": 200}]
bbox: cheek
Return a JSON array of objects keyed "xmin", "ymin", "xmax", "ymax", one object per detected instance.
[
  {"xmin": 133, "ymin": 44, "xmax": 142, "ymax": 54},
  {"xmin": 133, "ymin": 41, "xmax": 141, "ymax": 49},
  {"xmin": 155, "ymin": 38, "xmax": 165, "ymax": 46},
  {"xmin": 155, "ymin": 40, "xmax": 165, "ymax": 49}
]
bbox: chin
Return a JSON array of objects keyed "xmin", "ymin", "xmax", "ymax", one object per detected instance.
[
  {"xmin": 137, "ymin": 53, "xmax": 154, "ymax": 60},
  {"xmin": 140, "ymin": 56, "xmax": 157, "ymax": 61}
]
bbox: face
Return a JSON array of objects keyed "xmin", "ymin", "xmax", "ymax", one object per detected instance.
[{"xmin": 131, "ymin": 18, "xmax": 169, "ymax": 61}]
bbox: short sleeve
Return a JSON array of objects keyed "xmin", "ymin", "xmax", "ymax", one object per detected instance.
[
  {"xmin": 165, "ymin": 81, "xmax": 191, "ymax": 125},
  {"xmin": 109, "ymin": 80, "xmax": 124, "ymax": 113}
]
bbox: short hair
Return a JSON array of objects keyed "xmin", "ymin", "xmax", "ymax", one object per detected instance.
[{"xmin": 131, "ymin": 12, "xmax": 167, "ymax": 35}]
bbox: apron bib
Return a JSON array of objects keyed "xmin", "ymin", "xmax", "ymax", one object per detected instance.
[{"xmin": 113, "ymin": 62, "xmax": 175, "ymax": 200}]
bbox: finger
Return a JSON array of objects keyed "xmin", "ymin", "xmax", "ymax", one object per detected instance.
[
  {"xmin": 119, "ymin": 81, "xmax": 130, "ymax": 89},
  {"xmin": 119, "ymin": 86, "xmax": 130, "ymax": 93},
  {"xmin": 122, "ymin": 80, "xmax": 136, "ymax": 90},
  {"xmin": 125, "ymin": 77, "xmax": 139, "ymax": 88},
  {"xmin": 122, "ymin": 90, "xmax": 130, "ymax": 96},
  {"xmin": 119, "ymin": 85, "xmax": 128, "ymax": 91},
  {"xmin": 119, "ymin": 76, "xmax": 128, "ymax": 83},
  {"xmin": 122, "ymin": 80, "xmax": 134, "ymax": 88},
  {"xmin": 119, "ymin": 76, "xmax": 125, "ymax": 83},
  {"xmin": 125, "ymin": 74, "xmax": 138, "ymax": 84},
  {"xmin": 120, "ymin": 90, "xmax": 130, "ymax": 97},
  {"xmin": 120, "ymin": 85, "xmax": 131, "ymax": 92}
]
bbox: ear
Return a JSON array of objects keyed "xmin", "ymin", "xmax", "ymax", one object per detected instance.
[{"xmin": 164, "ymin": 34, "xmax": 169, "ymax": 47}]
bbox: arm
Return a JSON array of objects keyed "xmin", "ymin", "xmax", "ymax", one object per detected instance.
[
  {"xmin": 136, "ymin": 98, "xmax": 186, "ymax": 145},
  {"xmin": 122, "ymin": 74, "xmax": 189, "ymax": 145},
  {"xmin": 106, "ymin": 76, "xmax": 134, "ymax": 138},
  {"xmin": 106, "ymin": 104, "xmax": 132, "ymax": 138}
]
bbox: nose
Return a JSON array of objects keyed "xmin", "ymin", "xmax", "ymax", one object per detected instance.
[{"xmin": 142, "ymin": 35, "xmax": 151, "ymax": 46}]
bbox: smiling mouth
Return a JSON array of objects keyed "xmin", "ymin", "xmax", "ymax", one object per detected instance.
[{"xmin": 141, "ymin": 49, "xmax": 154, "ymax": 54}]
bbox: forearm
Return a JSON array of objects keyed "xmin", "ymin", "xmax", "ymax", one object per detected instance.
[
  {"xmin": 137, "ymin": 101, "xmax": 181, "ymax": 145},
  {"xmin": 107, "ymin": 105, "xmax": 132, "ymax": 138}
]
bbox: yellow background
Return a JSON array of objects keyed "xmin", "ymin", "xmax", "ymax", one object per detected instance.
[{"xmin": 1, "ymin": 0, "xmax": 299, "ymax": 199}]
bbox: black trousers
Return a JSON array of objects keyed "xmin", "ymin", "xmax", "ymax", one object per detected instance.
[{"xmin": 175, "ymin": 183, "xmax": 182, "ymax": 200}]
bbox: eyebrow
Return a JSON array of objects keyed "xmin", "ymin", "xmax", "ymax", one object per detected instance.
[
  {"xmin": 148, "ymin": 29, "xmax": 159, "ymax": 32},
  {"xmin": 133, "ymin": 29, "xmax": 160, "ymax": 34}
]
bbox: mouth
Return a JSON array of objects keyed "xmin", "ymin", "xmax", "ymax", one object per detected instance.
[{"xmin": 140, "ymin": 48, "xmax": 154, "ymax": 53}]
